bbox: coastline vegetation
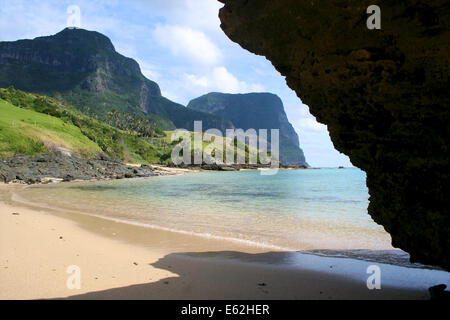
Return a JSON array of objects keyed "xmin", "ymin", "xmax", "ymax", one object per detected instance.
[{"xmin": 0, "ymin": 87, "xmax": 166, "ymax": 163}]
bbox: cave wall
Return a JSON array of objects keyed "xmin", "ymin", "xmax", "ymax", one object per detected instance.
[{"xmin": 219, "ymin": 0, "xmax": 449, "ymax": 269}]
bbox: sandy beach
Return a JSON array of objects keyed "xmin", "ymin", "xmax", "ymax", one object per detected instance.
[{"xmin": 0, "ymin": 182, "xmax": 440, "ymax": 300}]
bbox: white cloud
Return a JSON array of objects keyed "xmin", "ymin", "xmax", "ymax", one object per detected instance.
[
  {"xmin": 299, "ymin": 118, "xmax": 327, "ymax": 132},
  {"xmin": 137, "ymin": 0, "xmax": 223, "ymax": 32},
  {"xmin": 114, "ymin": 43, "xmax": 138, "ymax": 59},
  {"xmin": 153, "ymin": 25, "xmax": 222, "ymax": 65},
  {"xmin": 155, "ymin": 66, "xmax": 265, "ymax": 105},
  {"xmin": 0, "ymin": 1, "xmax": 65, "ymax": 41},
  {"xmin": 284, "ymin": 102, "xmax": 327, "ymax": 133},
  {"xmin": 137, "ymin": 60, "xmax": 160, "ymax": 81},
  {"xmin": 185, "ymin": 74, "xmax": 209, "ymax": 88},
  {"xmin": 185, "ymin": 66, "xmax": 265, "ymax": 95},
  {"xmin": 211, "ymin": 67, "xmax": 240, "ymax": 92}
]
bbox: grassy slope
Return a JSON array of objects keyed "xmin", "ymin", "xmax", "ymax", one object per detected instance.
[
  {"xmin": 0, "ymin": 99, "xmax": 101, "ymax": 158},
  {"xmin": 0, "ymin": 88, "xmax": 165, "ymax": 164}
]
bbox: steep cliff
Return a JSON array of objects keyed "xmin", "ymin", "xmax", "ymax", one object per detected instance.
[
  {"xmin": 188, "ymin": 92, "xmax": 307, "ymax": 165},
  {"xmin": 219, "ymin": 0, "xmax": 449, "ymax": 269},
  {"xmin": 0, "ymin": 28, "xmax": 233, "ymax": 132}
]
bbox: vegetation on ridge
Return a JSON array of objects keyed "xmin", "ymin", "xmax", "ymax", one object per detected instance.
[{"xmin": 0, "ymin": 87, "xmax": 168, "ymax": 163}]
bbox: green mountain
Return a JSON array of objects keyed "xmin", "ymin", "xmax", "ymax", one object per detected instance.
[
  {"xmin": 0, "ymin": 28, "xmax": 233, "ymax": 132},
  {"xmin": 187, "ymin": 92, "xmax": 307, "ymax": 166}
]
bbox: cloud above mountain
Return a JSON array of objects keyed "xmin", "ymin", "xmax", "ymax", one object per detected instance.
[
  {"xmin": 153, "ymin": 25, "xmax": 222, "ymax": 65},
  {"xmin": 185, "ymin": 67, "xmax": 265, "ymax": 94}
]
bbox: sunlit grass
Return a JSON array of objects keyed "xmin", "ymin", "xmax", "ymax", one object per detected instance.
[{"xmin": 0, "ymin": 99, "xmax": 101, "ymax": 158}]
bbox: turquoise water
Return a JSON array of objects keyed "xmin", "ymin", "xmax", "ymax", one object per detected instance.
[{"xmin": 17, "ymin": 168, "xmax": 395, "ymax": 253}]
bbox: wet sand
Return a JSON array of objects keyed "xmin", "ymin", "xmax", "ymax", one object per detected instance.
[{"xmin": 0, "ymin": 183, "xmax": 437, "ymax": 300}]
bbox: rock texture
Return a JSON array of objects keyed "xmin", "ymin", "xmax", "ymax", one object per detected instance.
[
  {"xmin": 0, "ymin": 153, "xmax": 156, "ymax": 184},
  {"xmin": 219, "ymin": 0, "xmax": 449, "ymax": 269},
  {"xmin": 0, "ymin": 28, "xmax": 159, "ymax": 99},
  {"xmin": 188, "ymin": 92, "xmax": 307, "ymax": 165}
]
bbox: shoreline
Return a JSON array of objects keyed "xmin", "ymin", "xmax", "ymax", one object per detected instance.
[
  {"xmin": 0, "ymin": 151, "xmax": 311, "ymax": 186},
  {"xmin": 9, "ymin": 181, "xmax": 445, "ymax": 271},
  {"xmin": 0, "ymin": 182, "xmax": 447, "ymax": 300}
]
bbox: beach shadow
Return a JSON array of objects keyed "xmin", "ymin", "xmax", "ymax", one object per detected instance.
[{"xmin": 62, "ymin": 250, "xmax": 431, "ymax": 300}]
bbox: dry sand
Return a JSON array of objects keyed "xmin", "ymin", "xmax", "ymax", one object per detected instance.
[{"xmin": 0, "ymin": 183, "xmax": 432, "ymax": 300}]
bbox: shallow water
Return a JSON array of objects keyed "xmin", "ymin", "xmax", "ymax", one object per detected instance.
[{"xmin": 17, "ymin": 168, "xmax": 403, "ymax": 257}]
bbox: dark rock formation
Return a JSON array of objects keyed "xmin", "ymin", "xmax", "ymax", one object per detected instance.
[
  {"xmin": 429, "ymin": 284, "xmax": 450, "ymax": 300},
  {"xmin": 0, "ymin": 28, "xmax": 159, "ymax": 100},
  {"xmin": 0, "ymin": 153, "xmax": 156, "ymax": 184},
  {"xmin": 187, "ymin": 92, "xmax": 308, "ymax": 166},
  {"xmin": 219, "ymin": 0, "xmax": 449, "ymax": 269},
  {"xmin": 166, "ymin": 162, "xmax": 307, "ymax": 172}
]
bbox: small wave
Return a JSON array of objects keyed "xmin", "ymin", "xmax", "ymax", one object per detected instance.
[
  {"xmin": 68, "ymin": 185, "xmax": 122, "ymax": 192},
  {"xmin": 297, "ymin": 196, "xmax": 364, "ymax": 203},
  {"xmin": 302, "ymin": 249, "xmax": 443, "ymax": 270},
  {"xmin": 11, "ymin": 192, "xmax": 295, "ymax": 252}
]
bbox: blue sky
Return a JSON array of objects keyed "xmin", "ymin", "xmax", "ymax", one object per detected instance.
[{"xmin": 0, "ymin": 0, "xmax": 352, "ymax": 167}]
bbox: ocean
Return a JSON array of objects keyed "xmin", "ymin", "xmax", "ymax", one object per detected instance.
[{"xmin": 16, "ymin": 168, "xmax": 414, "ymax": 262}]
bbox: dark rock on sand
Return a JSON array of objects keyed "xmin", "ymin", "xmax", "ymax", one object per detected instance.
[
  {"xmin": 429, "ymin": 284, "xmax": 450, "ymax": 300},
  {"xmin": 166, "ymin": 162, "xmax": 275, "ymax": 172},
  {"xmin": 0, "ymin": 153, "xmax": 157, "ymax": 184}
]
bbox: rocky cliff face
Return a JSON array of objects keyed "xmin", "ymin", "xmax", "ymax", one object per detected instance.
[
  {"xmin": 188, "ymin": 92, "xmax": 307, "ymax": 165},
  {"xmin": 0, "ymin": 28, "xmax": 160, "ymax": 96},
  {"xmin": 219, "ymin": 0, "xmax": 449, "ymax": 269},
  {"xmin": 0, "ymin": 28, "xmax": 232, "ymax": 132}
]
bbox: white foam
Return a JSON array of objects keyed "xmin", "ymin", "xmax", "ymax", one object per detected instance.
[{"xmin": 11, "ymin": 192, "xmax": 295, "ymax": 252}]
